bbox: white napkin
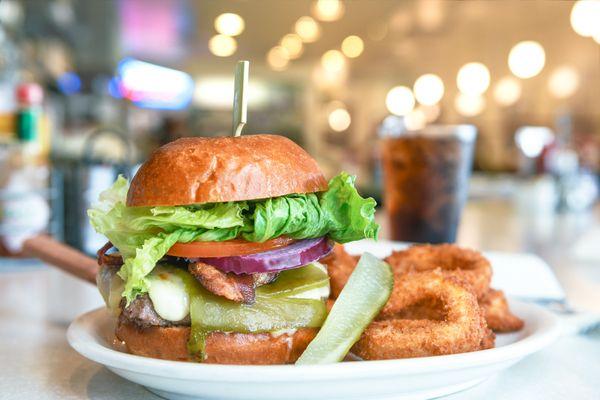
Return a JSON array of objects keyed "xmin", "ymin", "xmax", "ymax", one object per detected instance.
[{"xmin": 485, "ymin": 251, "xmax": 565, "ymax": 300}]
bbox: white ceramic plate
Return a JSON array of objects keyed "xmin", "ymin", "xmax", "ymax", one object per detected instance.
[{"xmin": 67, "ymin": 241, "xmax": 561, "ymax": 400}]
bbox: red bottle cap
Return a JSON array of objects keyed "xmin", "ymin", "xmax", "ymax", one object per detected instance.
[{"xmin": 16, "ymin": 83, "xmax": 44, "ymax": 106}]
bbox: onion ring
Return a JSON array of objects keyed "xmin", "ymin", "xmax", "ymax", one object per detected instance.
[
  {"xmin": 321, "ymin": 244, "xmax": 359, "ymax": 299},
  {"xmin": 479, "ymin": 289, "xmax": 524, "ymax": 332},
  {"xmin": 352, "ymin": 269, "xmax": 491, "ymax": 359},
  {"xmin": 384, "ymin": 244, "xmax": 492, "ymax": 300}
]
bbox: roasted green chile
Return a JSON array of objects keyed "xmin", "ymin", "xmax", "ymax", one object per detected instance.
[{"xmin": 155, "ymin": 265, "xmax": 328, "ymax": 360}]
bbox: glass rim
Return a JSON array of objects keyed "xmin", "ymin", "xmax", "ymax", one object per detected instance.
[{"xmin": 385, "ymin": 124, "xmax": 477, "ymax": 142}]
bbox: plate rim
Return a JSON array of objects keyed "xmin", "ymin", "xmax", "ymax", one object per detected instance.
[{"xmin": 67, "ymin": 300, "xmax": 561, "ymax": 382}]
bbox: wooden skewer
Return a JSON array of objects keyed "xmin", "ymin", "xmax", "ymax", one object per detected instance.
[
  {"xmin": 22, "ymin": 235, "xmax": 99, "ymax": 284},
  {"xmin": 24, "ymin": 63, "xmax": 249, "ymax": 286},
  {"xmin": 232, "ymin": 60, "xmax": 249, "ymax": 137}
]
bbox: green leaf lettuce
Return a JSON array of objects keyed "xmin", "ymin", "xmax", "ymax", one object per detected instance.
[{"xmin": 88, "ymin": 172, "xmax": 378, "ymax": 303}]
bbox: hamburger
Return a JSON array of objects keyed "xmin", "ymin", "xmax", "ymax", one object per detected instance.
[{"xmin": 89, "ymin": 134, "xmax": 378, "ymax": 364}]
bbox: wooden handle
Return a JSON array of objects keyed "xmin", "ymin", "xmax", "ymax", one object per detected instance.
[{"xmin": 22, "ymin": 235, "xmax": 98, "ymax": 284}]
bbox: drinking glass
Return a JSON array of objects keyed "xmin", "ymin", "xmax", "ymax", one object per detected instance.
[{"xmin": 381, "ymin": 125, "xmax": 477, "ymax": 244}]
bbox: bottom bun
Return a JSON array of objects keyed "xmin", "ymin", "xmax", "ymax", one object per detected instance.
[{"xmin": 115, "ymin": 320, "xmax": 318, "ymax": 364}]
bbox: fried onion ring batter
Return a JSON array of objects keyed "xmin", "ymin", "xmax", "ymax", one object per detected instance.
[
  {"xmin": 352, "ymin": 270, "xmax": 491, "ymax": 359},
  {"xmin": 322, "ymin": 244, "xmax": 359, "ymax": 299},
  {"xmin": 479, "ymin": 289, "xmax": 524, "ymax": 332},
  {"xmin": 384, "ymin": 244, "xmax": 492, "ymax": 299}
]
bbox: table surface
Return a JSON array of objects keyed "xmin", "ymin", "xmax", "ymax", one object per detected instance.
[{"xmin": 1, "ymin": 198, "xmax": 599, "ymax": 400}]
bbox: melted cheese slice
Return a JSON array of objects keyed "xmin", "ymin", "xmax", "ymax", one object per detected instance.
[
  {"xmin": 147, "ymin": 267, "xmax": 190, "ymax": 322},
  {"xmin": 96, "ymin": 266, "xmax": 124, "ymax": 315},
  {"xmin": 135, "ymin": 263, "xmax": 329, "ymax": 322}
]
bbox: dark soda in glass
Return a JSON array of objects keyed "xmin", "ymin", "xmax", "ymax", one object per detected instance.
[{"xmin": 381, "ymin": 125, "xmax": 476, "ymax": 244}]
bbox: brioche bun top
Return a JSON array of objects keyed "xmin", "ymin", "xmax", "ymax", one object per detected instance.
[{"xmin": 126, "ymin": 134, "xmax": 328, "ymax": 207}]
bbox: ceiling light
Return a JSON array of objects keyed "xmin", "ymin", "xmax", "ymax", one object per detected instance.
[
  {"xmin": 570, "ymin": 0, "xmax": 600, "ymax": 37},
  {"xmin": 295, "ymin": 16, "xmax": 321, "ymax": 43},
  {"xmin": 456, "ymin": 62, "xmax": 490, "ymax": 95},
  {"xmin": 267, "ymin": 46, "xmax": 290, "ymax": 71},
  {"xmin": 548, "ymin": 66, "xmax": 580, "ymax": 99},
  {"xmin": 404, "ymin": 108, "xmax": 427, "ymax": 130},
  {"xmin": 214, "ymin": 13, "xmax": 245, "ymax": 36},
  {"xmin": 413, "ymin": 73, "xmax": 444, "ymax": 105},
  {"xmin": 208, "ymin": 34, "xmax": 237, "ymax": 57},
  {"xmin": 312, "ymin": 0, "xmax": 345, "ymax": 22},
  {"xmin": 386, "ymin": 86, "xmax": 415, "ymax": 116},
  {"xmin": 419, "ymin": 104, "xmax": 441, "ymax": 122},
  {"xmin": 341, "ymin": 35, "xmax": 364, "ymax": 58},
  {"xmin": 508, "ymin": 41, "xmax": 545, "ymax": 79},
  {"xmin": 454, "ymin": 93, "xmax": 485, "ymax": 117},
  {"xmin": 493, "ymin": 76, "xmax": 522, "ymax": 106},
  {"xmin": 321, "ymin": 50, "xmax": 346, "ymax": 73},
  {"xmin": 328, "ymin": 107, "xmax": 351, "ymax": 131},
  {"xmin": 280, "ymin": 34, "xmax": 304, "ymax": 59}
]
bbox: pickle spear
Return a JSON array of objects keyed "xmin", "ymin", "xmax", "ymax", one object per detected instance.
[{"xmin": 296, "ymin": 252, "xmax": 393, "ymax": 365}]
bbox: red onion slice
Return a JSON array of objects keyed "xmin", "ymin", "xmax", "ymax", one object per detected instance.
[{"xmin": 195, "ymin": 237, "xmax": 333, "ymax": 275}]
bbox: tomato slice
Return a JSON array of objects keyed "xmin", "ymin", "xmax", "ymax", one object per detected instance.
[{"xmin": 167, "ymin": 236, "xmax": 295, "ymax": 258}]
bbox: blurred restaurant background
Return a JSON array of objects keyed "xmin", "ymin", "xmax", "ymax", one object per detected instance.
[{"xmin": 0, "ymin": 0, "xmax": 598, "ymax": 284}]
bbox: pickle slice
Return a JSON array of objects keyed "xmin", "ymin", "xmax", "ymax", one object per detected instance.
[
  {"xmin": 258, "ymin": 262, "xmax": 329, "ymax": 298},
  {"xmin": 296, "ymin": 252, "xmax": 393, "ymax": 365},
  {"xmin": 189, "ymin": 293, "xmax": 327, "ymax": 358},
  {"xmin": 153, "ymin": 264, "xmax": 329, "ymax": 360},
  {"xmin": 191, "ymin": 294, "xmax": 327, "ymax": 333}
]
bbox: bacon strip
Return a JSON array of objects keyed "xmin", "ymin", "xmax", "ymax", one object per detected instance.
[
  {"xmin": 188, "ymin": 262, "xmax": 279, "ymax": 304},
  {"xmin": 189, "ymin": 262, "xmax": 256, "ymax": 304},
  {"xmin": 97, "ymin": 242, "xmax": 124, "ymax": 267}
]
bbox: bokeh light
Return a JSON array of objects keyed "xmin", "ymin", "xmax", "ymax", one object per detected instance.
[
  {"xmin": 456, "ymin": 62, "xmax": 490, "ymax": 95},
  {"xmin": 570, "ymin": 0, "xmax": 600, "ymax": 38},
  {"xmin": 548, "ymin": 66, "xmax": 580, "ymax": 99},
  {"xmin": 312, "ymin": 0, "xmax": 345, "ymax": 22},
  {"xmin": 341, "ymin": 35, "xmax": 364, "ymax": 58},
  {"xmin": 416, "ymin": 0, "xmax": 445, "ymax": 32},
  {"xmin": 266, "ymin": 46, "xmax": 290, "ymax": 71},
  {"xmin": 419, "ymin": 104, "xmax": 441, "ymax": 123},
  {"xmin": 508, "ymin": 41, "xmax": 545, "ymax": 79},
  {"xmin": 368, "ymin": 23, "xmax": 388, "ymax": 41},
  {"xmin": 386, "ymin": 86, "xmax": 415, "ymax": 116},
  {"xmin": 214, "ymin": 13, "xmax": 245, "ymax": 36},
  {"xmin": 493, "ymin": 76, "xmax": 522, "ymax": 106},
  {"xmin": 295, "ymin": 16, "xmax": 321, "ymax": 42},
  {"xmin": 515, "ymin": 126, "xmax": 554, "ymax": 158},
  {"xmin": 454, "ymin": 93, "xmax": 485, "ymax": 117},
  {"xmin": 280, "ymin": 34, "xmax": 304, "ymax": 59},
  {"xmin": 413, "ymin": 73, "xmax": 444, "ymax": 105},
  {"xmin": 312, "ymin": 64, "xmax": 348, "ymax": 89},
  {"xmin": 208, "ymin": 34, "xmax": 237, "ymax": 57},
  {"xmin": 56, "ymin": 71, "xmax": 81, "ymax": 95},
  {"xmin": 404, "ymin": 108, "xmax": 427, "ymax": 130},
  {"xmin": 328, "ymin": 107, "xmax": 351, "ymax": 131},
  {"xmin": 321, "ymin": 50, "xmax": 346, "ymax": 73}
]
